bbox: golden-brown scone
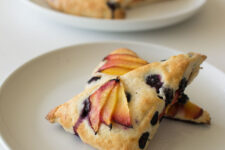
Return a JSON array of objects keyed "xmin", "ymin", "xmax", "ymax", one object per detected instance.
[
  {"xmin": 86, "ymin": 48, "xmax": 210, "ymax": 124},
  {"xmin": 46, "ymin": 52, "xmax": 206, "ymax": 150},
  {"xmin": 46, "ymin": 0, "xmax": 126, "ymax": 19},
  {"xmin": 46, "ymin": 0, "xmax": 168, "ymax": 19}
]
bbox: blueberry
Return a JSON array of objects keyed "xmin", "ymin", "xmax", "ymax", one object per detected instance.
[
  {"xmin": 81, "ymin": 98, "xmax": 91, "ymax": 118},
  {"xmin": 125, "ymin": 92, "xmax": 131, "ymax": 103},
  {"xmin": 163, "ymin": 88, "xmax": 174, "ymax": 106},
  {"xmin": 157, "ymin": 95, "xmax": 163, "ymax": 99},
  {"xmin": 109, "ymin": 124, "xmax": 112, "ymax": 130},
  {"xmin": 151, "ymin": 111, "xmax": 159, "ymax": 126},
  {"xmin": 106, "ymin": 1, "xmax": 120, "ymax": 18},
  {"xmin": 87, "ymin": 76, "xmax": 101, "ymax": 84},
  {"xmin": 178, "ymin": 93, "xmax": 189, "ymax": 104},
  {"xmin": 107, "ymin": 1, "xmax": 120, "ymax": 11},
  {"xmin": 73, "ymin": 98, "xmax": 91, "ymax": 136},
  {"xmin": 139, "ymin": 132, "xmax": 150, "ymax": 149},
  {"xmin": 112, "ymin": 78, "xmax": 120, "ymax": 83},
  {"xmin": 146, "ymin": 74, "xmax": 163, "ymax": 93},
  {"xmin": 179, "ymin": 78, "xmax": 188, "ymax": 93}
]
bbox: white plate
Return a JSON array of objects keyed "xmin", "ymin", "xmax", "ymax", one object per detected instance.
[
  {"xmin": 21, "ymin": 0, "xmax": 206, "ymax": 32},
  {"xmin": 0, "ymin": 41, "xmax": 225, "ymax": 150}
]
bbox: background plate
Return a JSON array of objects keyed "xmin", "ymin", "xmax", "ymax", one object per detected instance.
[
  {"xmin": 0, "ymin": 41, "xmax": 225, "ymax": 150},
  {"xmin": 21, "ymin": 0, "xmax": 206, "ymax": 32}
]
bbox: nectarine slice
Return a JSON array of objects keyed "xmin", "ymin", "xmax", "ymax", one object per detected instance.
[
  {"xmin": 183, "ymin": 101, "xmax": 203, "ymax": 119},
  {"xmin": 101, "ymin": 67, "xmax": 131, "ymax": 76},
  {"xmin": 165, "ymin": 101, "xmax": 203, "ymax": 120},
  {"xmin": 98, "ymin": 59, "xmax": 144, "ymax": 72},
  {"xmin": 104, "ymin": 54, "xmax": 148, "ymax": 64},
  {"xmin": 89, "ymin": 79, "xmax": 117, "ymax": 133},
  {"xmin": 112, "ymin": 82, "xmax": 131, "ymax": 127},
  {"xmin": 101, "ymin": 83, "xmax": 119, "ymax": 126}
]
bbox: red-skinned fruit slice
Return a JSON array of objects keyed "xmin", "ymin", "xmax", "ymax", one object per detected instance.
[
  {"xmin": 98, "ymin": 59, "xmax": 145, "ymax": 72},
  {"xmin": 165, "ymin": 91, "xmax": 180, "ymax": 113},
  {"xmin": 101, "ymin": 67, "xmax": 132, "ymax": 76},
  {"xmin": 104, "ymin": 54, "xmax": 148, "ymax": 64},
  {"xmin": 112, "ymin": 82, "xmax": 132, "ymax": 127},
  {"xmin": 89, "ymin": 80, "xmax": 117, "ymax": 133},
  {"xmin": 165, "ymin": 103, "xmax": 180, "ymax": 117},
  {"xmin": 101, "ymin": 83, "xmax": 119, "ymax": 126},
  {"xmin": 166, "ymin": 101, "xmax": 203, "ymax": 120},
  {"xmin": 183, "ymin": 101, "xmax": 203, "ymax": 119}
]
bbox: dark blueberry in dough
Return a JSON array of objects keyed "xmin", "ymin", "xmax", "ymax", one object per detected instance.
[
  {"xmin": 179, "ymin": 78, "xmax": 188, "ymax": 93},
  {"xmin": 80, "ymin": 98, "xmax": 91, "ymax": 118},
  {"xmin": 110, "ymin": 78, "xmax": 120, "ymax": 82},
  {"xmin": 151, "ymin": 111, "xmax": 159, "ymax": 126},
  {"xmin": 107, "ymin": 1, "xmax": 120, "ymax": 11},
  {"xmin": 109, "ymin": 124, "xmax": 112, "ymax": 130},
  {"xmin": 139, "ymin": 132, "xmax": 150, "ymax": 149},
  {"xmin": 146, "ymin": 74, "xmax": 163, "ymax": 93},
  {"xmin": 125, "ymin": 92, "xmax": 131, "ymax": 103},
  {"xmin": 161, "ymin": 59, "xmax": 167, "ymax": 62},
  {"xmin": 87, "ymin": 76, "xmax": 101, "ymax": 84},
  {"xmin": 157, "ymin": 95, "xmax": 163, "ymax": 99},
  {"xmin": 113, "ymin": 78, "xmax": 120, "ymax": 83},
  {"xmin": 178, "ymin": 93, "xmax": 189, "ymax": 104},
  {"xmin": 106, "ymin": 1, "xmax": 120, "ymax": 18},
  {"xmin": 163, "ymin": 88, "xmax": 174, "ymax": 106},
  {"xmin": 74, "ymin": 98, "xmax": 91, "ymax": 136}
]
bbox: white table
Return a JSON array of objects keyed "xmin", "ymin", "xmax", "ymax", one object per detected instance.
[{"xmin": 0, "ymin": 0, "xmax": 224, "ymax": 149}]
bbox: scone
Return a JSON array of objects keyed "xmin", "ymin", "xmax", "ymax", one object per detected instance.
[
  {"xmin": 46, "ymin": 52, "xmax": 206, "ymax": 150},
  {"xmin": 86, "ymin": 48, "xmax": 210, "ymax": 124},
  {"xmin": 46, "ymin": 0, "xmax": 167, "ymax": 19}
]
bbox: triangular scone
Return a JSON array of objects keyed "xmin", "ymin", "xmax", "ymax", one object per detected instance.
[
  {"xmin": 46, "ymin": 0, "xmax": 168, "ymax": 19},
  {"xmin": 46, "ymin": 53, "xmax": 206, "ymax": 150},
  {"xmin": 86, "ymin": 48, "xmax": 210, "ymax": 124}
]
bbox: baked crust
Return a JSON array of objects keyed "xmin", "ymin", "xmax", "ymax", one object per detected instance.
[
  {"xmin": 46, "ymin": 0, "xmax": 169, "ymax": 19},
  {"xmin": 46, "ymin": 0, "xmax": 125, "ymax": 19},
  {"xmin": 87, "ymin": 48, "xmax": 210, "ymax": 124},
  {"xmin": 46, "ymin": 52, "xmax": 206, "ymax": 150}
]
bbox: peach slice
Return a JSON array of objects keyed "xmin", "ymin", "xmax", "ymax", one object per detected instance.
[
  {"xmin": 101, "ymin": 67, "xmax": 132, "ymax": 76},
  {"xmin": 165, "ymin": 101, "xmax": 203, "ymax": 120},
  {"xmin": 104, "ymin": 54, "xmax": 148, "ymax": 64},
  {"xmin": 98, "ymin": 59, "xmax": 144, "ymax": 72},
  {"xmin": 101, "ymin": 83, "xmax": 119, "ymax": 126},
  {"xmin": 89, "ymin": 79, "xmax": 117, "ymax": 133},
  {"xmin": 112, "ymin": 82, "xmax": 132, "ymax": 127},
  {"xmin": 109, "ymin": 48, "xmax": 138, "ymax": 56},
  {"xmin": 165, "ymin": 103, "xmax": 180, "ymax": 117},
  {"xmin": 183, "ymin": 101, "xmax": 203, "ymax": 119}
]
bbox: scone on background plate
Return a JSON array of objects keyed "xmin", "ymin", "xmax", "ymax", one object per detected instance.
[
  {"xmin": 46, "ymin": 51, "xmax": 208, "ymax": 150},
  {"xmin": 46, "ymin": 0, "xmax": 168, "ymax": 19}
]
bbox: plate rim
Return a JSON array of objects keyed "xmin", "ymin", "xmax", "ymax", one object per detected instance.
[{"xmin": 0, "ymin": 40, "xmax": 225, "ymax": 150}]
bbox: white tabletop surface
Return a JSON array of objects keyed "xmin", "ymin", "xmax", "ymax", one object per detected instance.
[{"xmin": 0, "ymin": 0, "xmax": 224, "ymax": 149}]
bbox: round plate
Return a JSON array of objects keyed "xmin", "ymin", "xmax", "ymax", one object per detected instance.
[
  {"xmin": 20, "ymin": 0, "xmax": 206, "ymax": 32},
  {"xmin": 0, "ymin": 41, "xmax": 225, "ymax": 150}
]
